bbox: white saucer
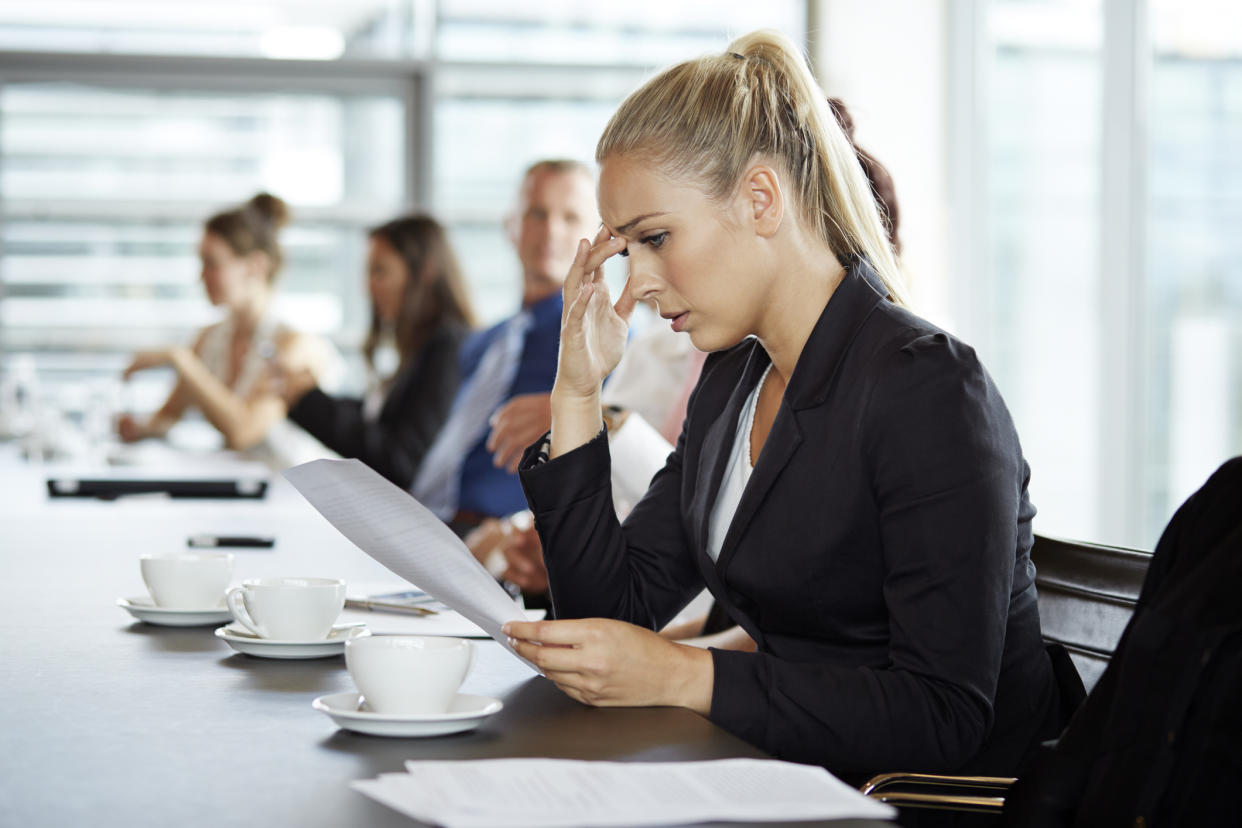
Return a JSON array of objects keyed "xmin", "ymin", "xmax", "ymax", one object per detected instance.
[
  {"xmin": 118, "ymin": 596, "xmax": 233, "ymax": 627},
  {"xmin": 214, "ymin": 624, "xmax": 370, "ymax": 659},
  {"xmin": 312, "ymin": 691, "xmax": 503, "ymax": 737}
]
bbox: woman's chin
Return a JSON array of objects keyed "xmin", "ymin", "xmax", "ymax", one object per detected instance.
[{"xmin": 686, "ymin": 328, "xmax": 734, "ymax": 354}]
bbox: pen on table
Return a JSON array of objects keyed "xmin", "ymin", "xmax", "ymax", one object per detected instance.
[
  {"xmin": 344, "ymin": 598, "xmax": 438, "ymax": 616},
  {"xmin": 187, "ymin": 534, "xmax": 276, "ymax": 549}
]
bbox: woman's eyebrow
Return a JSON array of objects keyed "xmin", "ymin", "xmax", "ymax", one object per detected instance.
[{"xmin": 613, "ymin": 212, "xmax": 668, "ymax": 236}]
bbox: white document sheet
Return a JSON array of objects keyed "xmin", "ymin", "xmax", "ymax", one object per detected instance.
[
  {"xmin": 283, "ymin": 458, "xmax": 536, "ymax": 668},
  {"xmin": 352, "ymin": 757, "xmax": 896, "ymax": 827},
  {"xmin": 337, "ymin": 606, "xmax": 546, "ymax": 639}
]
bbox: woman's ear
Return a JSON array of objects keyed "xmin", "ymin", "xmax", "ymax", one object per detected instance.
[
  {"xmin": 245, "ymin": 250, "xmax": 272, "ymax": 282},
  {"xmin": 744, "ymin": 165, "xmax": 784, "ymax": 238}
]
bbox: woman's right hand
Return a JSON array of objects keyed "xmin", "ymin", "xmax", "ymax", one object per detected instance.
[
  {"xmin": 549, "ymin": 228, "xmax": 631, "ymax": 457},
  {"xmin": 553, "ymin": 227, "xmax": 631, "ymax": 401}
]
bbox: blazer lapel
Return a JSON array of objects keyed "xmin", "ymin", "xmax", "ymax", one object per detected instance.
[
  {"xmin": 691, "ymin": 345, "xmax": 769, "ymax": 551},
  {"xmin": 712, "ymin": 258, "xmax": 885, "ymax": 575},
  {"xmin": 684, "ymin": 258, "xmax": 890, "ymax": 642}
]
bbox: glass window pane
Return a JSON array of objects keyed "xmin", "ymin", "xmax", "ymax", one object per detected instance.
[
  {"xmin": 434, "ymin": 90, "xmax": 623, "ymax": 323},
  {"xmin": 0, "ymin": 1, "xmax": 423, "ymax": 60},
  {"xmin": 1146, "ymin": 0, "xmax": 1242, "ymax": 540},
  {"xmin": 984, "ymin": 0, "xmax": 1103, "ymax": 541},
  {"xmin": 435, "ymin": 0, "xmax": 804, "ymax": 65},
  {"xmin": 0, "ymin": 83, "xmax": 404, "ymax": 389}
]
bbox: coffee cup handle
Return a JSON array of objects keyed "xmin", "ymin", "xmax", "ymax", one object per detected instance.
[{"xmin": 226, "ymin": 587, "xmax": 267, "ymax": 638}]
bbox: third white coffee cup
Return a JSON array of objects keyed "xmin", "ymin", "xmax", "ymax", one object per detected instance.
[
  {"xmin": 226, "ymin": 577, "xmax": 345, "ymax": 640},
  {"xmin": 345, "ymin": 635, "xmax": 474, "ymax": 715}
]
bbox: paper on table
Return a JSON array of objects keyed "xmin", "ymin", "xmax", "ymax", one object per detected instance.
[
  {"xmin": 283, "ymin": 458, "xmax": 535, "ymax": 669},
  {"xmin": 351, "ymin": 757, "xmax": 896, "ymax": 827}
]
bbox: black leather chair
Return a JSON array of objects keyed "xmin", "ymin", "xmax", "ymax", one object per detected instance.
[
  {"xmin": 1028, "ymin": 534, "xmax": 1150, "ymax": 694},
  {"xmin": 860, "ymin": 533, "xmax": 1151, "ymax": 814}
]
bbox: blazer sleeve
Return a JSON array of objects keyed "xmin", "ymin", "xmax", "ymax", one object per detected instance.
[
  {"xmin": 288, "ymin": 327, "xmax": 463, "ymax": 489},
  {"xmin": 519, "ymin": 425, "xmax": 705, "ymax": 629},
  {"xmin": 710, "ymin": 333, "xmax": 1027, "ymax": 773}
]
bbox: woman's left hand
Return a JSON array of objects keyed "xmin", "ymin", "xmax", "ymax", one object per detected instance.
[{"xmin": 503, "ymin": 618, "xmax": 714, "ymax": 713}]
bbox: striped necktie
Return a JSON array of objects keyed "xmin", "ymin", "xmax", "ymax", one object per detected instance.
[{"xmin": 410, "ymin": 311, "xmax": 532, "ymax": 520}]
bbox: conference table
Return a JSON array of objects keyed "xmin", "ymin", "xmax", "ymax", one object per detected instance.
[{"xmin": 0, "ymin": 442, "xmax": 893, "ymax": 828}]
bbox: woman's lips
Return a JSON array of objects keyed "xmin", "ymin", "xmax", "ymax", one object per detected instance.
[{"xmin": 668, "ymin": 311, "xmax": 689, "ymax": 332}]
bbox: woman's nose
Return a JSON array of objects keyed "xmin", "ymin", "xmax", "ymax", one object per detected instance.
[{"xmin": 626, "ymin": 266, "xmax": 663, "ymax": 304}]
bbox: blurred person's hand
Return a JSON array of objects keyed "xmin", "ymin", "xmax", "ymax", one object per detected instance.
[
  {"xmin": 116, "ymin": 413, "xmax": 143, "ymax": 443},
  {"xmin": 500, "ymin": 521, "xmax": 548, "ymax": 595},
  {"xmin": 271, "ymin": 358, "xmax": 317, "ymax": 408},
  {"xmin": 486, "ymin": 393, "xmax": 552, "ymax": 473},
  {"xmin": 464, "ymin": 517, "xmax": 510, "ymax": 574}
]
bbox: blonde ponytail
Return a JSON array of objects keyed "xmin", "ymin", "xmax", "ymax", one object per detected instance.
[{"xmin": 597, "ymin": 29, "xmax": 907, "ymax": 306}]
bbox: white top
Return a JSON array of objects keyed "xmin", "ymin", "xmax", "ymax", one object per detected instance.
[
  {"xmin": 706, "ymin": 364, "xmax": 772, "ymax": 563},
  {"xmin": 362, "ymin": 331, "xmax": 401, "ymax": 423},
  {"xmin": 607, "ymin": 412, "xmax": 673, "ymax": 518},
  {"xmin": 198, "ymin": 315, "xmax": 340, "ymax": 470}
]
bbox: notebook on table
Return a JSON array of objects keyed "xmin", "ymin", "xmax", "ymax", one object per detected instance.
[{"xmin": 47, "ymin": 475, "xmax": 268, "ymax": 500}]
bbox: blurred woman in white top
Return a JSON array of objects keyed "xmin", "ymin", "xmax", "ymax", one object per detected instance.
[{"xmin": 118, "ymin": 192, "xmax": 337, "ymax": 467}]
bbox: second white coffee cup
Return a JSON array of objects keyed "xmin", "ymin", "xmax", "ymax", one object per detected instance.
[
  {"xmin": 226, "ymin": 577, "xmax": 345, "ymax": 641},
  {"xmin": 345, "ymin": 635, "xmax": 474, "ymax": 715}
]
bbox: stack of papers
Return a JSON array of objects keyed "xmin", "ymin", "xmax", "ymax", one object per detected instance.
[{"xmin": 353, "ymin": 757, "xmax": 896, "ymax": 827}]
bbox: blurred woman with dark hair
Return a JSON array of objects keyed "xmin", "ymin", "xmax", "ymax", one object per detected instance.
[{"xmin": 280, "ymin": 214, "xmax": 476, "ymax": 487}]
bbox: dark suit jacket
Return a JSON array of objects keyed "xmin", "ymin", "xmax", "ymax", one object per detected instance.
[
  {"xmin": 288, "ymin": 322, "xmax": 466, "ymax": 489},
  {"xmin": 519, "ymin": 258, "xmax": 1059, "ymax": 778},
  {"xmin": 1002, "ymin": 457, "xmax": 1242, "ymax": 827}
]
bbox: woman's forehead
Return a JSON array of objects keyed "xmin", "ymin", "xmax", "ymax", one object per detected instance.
[{"xmin": 598, "ymin": 158, "xmax": 695, "ymax": 229}]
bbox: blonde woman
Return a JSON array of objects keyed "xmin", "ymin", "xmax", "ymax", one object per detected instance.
[
  {"xmin": 506, "ymin": 31, "xmax": 1061, "ymax": 781},
  {"xmin": 119, "ymin": 193, "xmax": 335, "ymax": 467}
]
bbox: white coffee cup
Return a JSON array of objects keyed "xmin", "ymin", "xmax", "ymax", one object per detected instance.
[
  {"xmin": 345, "ymin": 635, "xmax": 475, "ymax": 715},
  {"xmin": 225, "ymin": 577, "xmax": 345, "ymax": 641},
  {"xmin": 140, "ymin": 553, "xmax": 234, "ymax": 609}
]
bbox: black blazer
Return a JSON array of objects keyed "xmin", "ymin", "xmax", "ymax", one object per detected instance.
[
  {"xmin": 288, "ymin": 323, "xmax": 466, "ymax": 488},
  {"xmin": 520, "ymin": 259, "xmax": 1059, "ymax": 778}
]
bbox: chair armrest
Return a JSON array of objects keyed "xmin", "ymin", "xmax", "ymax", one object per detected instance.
[{"xmin": 860, "ymin": 772, "xmax": 1016, "ymax": 813}]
